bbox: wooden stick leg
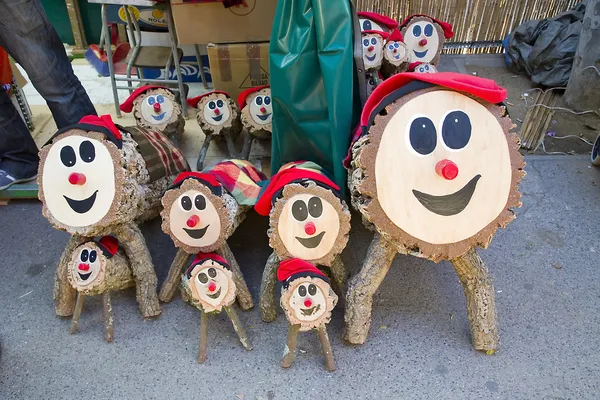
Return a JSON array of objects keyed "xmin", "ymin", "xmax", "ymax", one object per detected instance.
[
  {"xmin": 451, "ymin": 249, "xmax": 500, "ymax": 353},
  {"xmin": 55, "ymin": 234, "xmax": 87, "ymax": 316},
  {"xmin": 317, "ymin": 324, "xmax": 335, "ymax": 372},
  {"xmin": 224, "ymin": 305, "xmax": 253, "ymax": 351},
  {"xmin": 197, "ymin": 134, "xmax": 212, "ymax": 171},
  {"xmin": 281, "ymin": 324, "xmax": 301, "ymax": 369},
  {"xmin": 70, "ymin": 293, "xmax": 85, "ymax": 334},
  {"xmin": 224, "ymin": 131, "xmax": 240, "ymax": 158},
  {"xmin": 158, "ymin": 249, "xmax": 190, "ymax": 302},
  {"xmin": 343, "ymin": 233, "xmax": 397, "ymax": 345},
  {"xmin": 103, "ymin": 292, "xmax": 114, "ymax": 343},
  {"xmin": 218, "ymin": 242, "xmax": 254, "ymax": 310},
  {"xmin": 259, "ymin": 252, "xmax": 279, "ymax": 322},
  {"xmin": 115, "ymin": 223, "xmax": 161, "ymax": 318},
  {"xmin": 198, "ymin": 311, "xmax": 209, "ymax": 363},
  {"xmin": 329, "ymin": 254, "xmax": 348, "ymax": 303}
]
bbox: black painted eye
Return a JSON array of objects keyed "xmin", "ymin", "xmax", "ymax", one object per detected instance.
[
  {"xmin": 208, "ymin": 101, "xmax": 216, "ymax": 110},
  {"xmin": 308, "ymin": 197, "xmax": 323, "ymax": 218},
  {"xmin": 442, "ymin": 111, "xmax": 471, "ymax": 150},
  {"xmin": 81, "ymin": 249, "xmax": 89, "ymax": 262},
  {"xmin": 194, "ymin": 194, "xmax": 206, "ymax": 210},
  {"xmin": 298, "ymin": 285, "xmax": 307, "ymax": 297},
  {"xmin": 363, "ymin": 38, "xmax": 369, "ymax": 47},
  {"xmin": 308, "ymin": 284, "xmax": 317, "ymax": 296},
  {"xmin": 409, "ymin": 117, "xmax": 437, "ymax": 155},
  {"xmin": 424, "ymin": 24, "xmax": 433, "ymax": 37},
  {"xmin": 362, "ymin": 20, "xmax": 372, "ymax": 31},
  {"xmin": 208, "ymin": 268, "xmax": 217, "ymax": 278},
  {"xmin": 255, "ymin": 96, "xmax": 263, "ymax": 106},
  {"xmin": 79, "ymin": 140, "xmax": 95, "ymax": 163},
  {"xmin": 198, "ymin": 273, "xmax": 208, "ymax": 284},
  {"xmin": 291, "ymin": 200, "xmax": 308, "ymax": 222},
  {"xmin": 371, "ymin": 37, "xmax": 377, "ymax": 45},
  {"xmin": 60, "ymin": 145, "xmax": 76, "ymax": 167},
  {"xmin": 413, "ymin": 25, "xmax": 422, "ymax": 37},
  {"xmin": 180, "ymin": 195, "xmax": 192, "ymax": 211},
  {"xmin": 216, "ymin": 99, "xmax": 224, "ymax": 108},
  {"xmin": 89, "ymin": 250, "xmax": 97, "ymax": 263},
  {"xmin": 264, "ymin": 96, "xmax": 271, "ymax": 105}
]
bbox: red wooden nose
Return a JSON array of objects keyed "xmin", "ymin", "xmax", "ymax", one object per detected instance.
[
  {"xmin": 78, "ymin": 263, "xmax": 90, "ymax": 271},
  {"xmin": 214, "ymin": 108, "xmax": 220, "ymax": 115},
  {"xmin": 153, "ymin": 102, "xmax": 161, "ymax": 112},
  {"xmin": 419, "ymin": 39, "xmax": 428, "ymax": 46},
  {"xmin": 367, "ymin": 45, "xmax": 374, "ymax": 52},
  {"xmin": 68, "ymin": 173, "xmax": 86, "ymax": 185},
  {"xmin": 208, "ymin": 282, "xmax": 217, "ymax": 292},
  {"xmin": 435, "ymin": 159, "xmax": 459, "ymax": 180},
  {"xmin": 187, "ymin": 215, "xmax": 200, "ymax": 228},
  {"xmin": 260, "ymin": 106, "xmax": 267, "ymax": 113},
  {"xmin": 304, "ymin": 222, "xmax": 316, "ymax": 236},
  {"xmin": 393, "ymin": 48, "xmax": 397, "ymax": 53},
  {"xmin": 304, "ymin": 298, "xmax": 312, "ymax": 308}
]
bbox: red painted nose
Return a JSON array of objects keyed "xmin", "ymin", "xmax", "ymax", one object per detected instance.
[
  {"xmin": 208, "ymin": 282, "xmax": 217, "ymax": 292},
  {"xmin": 435, "ymin": 159, "xmax": 459, "ymax": 180},
  {"xmin": 367, "ymin": 45, "xmax": 374, "ymax": 52},
  {"xmin": 304, "ymin": 298, "xmax": 312, "ymax": 308},
  {"xmin": 260, "ymin": 106, "xmax": 267, "ymax": 113},
  {"xmin": 304, "ymin": 222, "xmax": 316, "ymax": 236},
  {"xmin": 187, "ymin": 215, "xmax": 200, "ymax": 228},
  {"xmin": 214, "ymin": 108, "xmax": 220, "ymax": 115},
  {"xmin": 78, "ymin": 263, "xmax": 90, "ymax": 271},
  {"xmin": 153, "ymin": 102, "xmax": 161, "ymax": 112},
  {"xmin": 68, "ymin": 173, "xmax": 86, "ymax": 186},
  {"xmin": 393, "ymin": 48, "xmax": 397, "ymax": 54},
  {"xmin": 419, "ymin": 39, "xmax": 428, "ymax": 46}
]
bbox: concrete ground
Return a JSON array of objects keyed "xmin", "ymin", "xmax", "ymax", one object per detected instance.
[{"xmin": 0, "ymin": 155, "xmax": 599, "ymax": 399}]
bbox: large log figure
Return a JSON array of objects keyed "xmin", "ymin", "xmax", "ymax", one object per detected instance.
[
  {"xmin": 254, "ymin": 161, "xmax": 351, "ymax": 322},
  {"xmin": 400, "ymin": 14, "xmax": 454, "ymax": 66},
  {"xmin": 380, "ymin": 29, "xmax": 410, "ymax": 80},
  {"xmin": 39, "ymin": 114, "xmax": 189, "ymax": 318},
  {"xmin": 119, "ymin": 85, "xmax": 185, "ymax": 143},
  {"xmin": 278, "ymin": 259, "xmax": 338, "ymax": 372},
  {"xmin": 344, "ymin": 73, "xmax": 526, "ymax": 352},
  {"xmin": 181, "ymin": 253, "xmax": 253, "ymax": 363}
]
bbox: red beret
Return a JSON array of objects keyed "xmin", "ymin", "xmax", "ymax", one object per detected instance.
[
  {"xmin": 277, "ymin": 258, "xmax": 328, "ymax": 288},
  {"xmin": 237, "ymin": 85, "xmax": 270, "ymax": 109},
  {"xmin": 357, "ymin": 11, "xmax": 398, "ymax": 30},
  {"xmin": 388, "ymin": 28, "xmax": 404, "ymax": 43},
  {"xmin": 185, "ymin": 252, "xmax": 230, "ymax": 278},
  {"xmin": 363, "ymin": 30, "xmax": 389, "ymax": 40},
  {"xmin": 187, "ymin": 91, "xmax": 231, "ymax": 108},
  {"xmin": 119, "ymin": 85, "xmax": 170, "ymax": 113},
  {"xmin": 96, "ymin": 236, "xmax": 119, "ymax": 259},
  {"xmin": 400, "ymin": 14, "xmax": 454, "ymax": 39},
  {"xmin": 408, "ymin": 61, "xmax": 423, "ymax": 71},
  {"xmin": 171, "ymin": 171, "xmax": 222, "ymax": 197}
]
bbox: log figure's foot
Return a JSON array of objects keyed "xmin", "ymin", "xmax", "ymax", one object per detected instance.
[
  {"xmin": 259, "ymin": 252, "xmax": 279, "ymax": 322},
  {"xmin": 158, "ymin": 248, "xmax": 190, "ymax": 303},
  {"xmin": 218, "ymin": 242, "xmax": 254, "ymax": 311},
  {"xmin": 55, "ymin": 234, "xmax": 88, "ymax": 317}
]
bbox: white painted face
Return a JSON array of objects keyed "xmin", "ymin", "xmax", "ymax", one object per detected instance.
[
  {"xmin": 168, "ymin": 189, "xmax": 222, "ymax": 248},
  {"xmin": 248, "ymin": 89, "xmax": 272, "ymax": 125},
  {"xmin": 362, "ymin": 33, "xmax": 384, "ymax": 70},
  {"xmin": 286, "ymin": 278, "xmax": 328, "ymax": 323},
  {"xmin": 384, "ymin": 41, "xmax": 408, "ymax": 66},
  {"xmin": 41, "ymin": 134, "xmax": 116, "ymax": 228},
  {"xmin": 359, "ymin": 18, "xmax": 385, "ymax": 33},
  {"xmin": 375, "ymin": 90, "xmax": 513, "ymax": 245},
  {"xmin": 277, "ymin": 193, "xmax": 341, "ymax": 261},
  {"xmin": 414, "ymin": 63, "xmax": 438, "ymax": 73},
  {"xmin": 404, "ymin": 20, "xmax": 441, "ymax": 64},
  {"xmin": 140, "ymin": 93, "xmax": 174, "ymax": 126},
  {"xmin": 70, "ymin": 245, "xmax": 104, "ymax": 288},
  {"xmin": 202, "ymin": 94, "xmax": 231, "ymax": 126},
  {"xmin": 189, "ymin": 260, "xmax": 235, "ymax": 312}
]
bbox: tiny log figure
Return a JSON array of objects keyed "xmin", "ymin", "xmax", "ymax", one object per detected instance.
[
  {"xmin": 239, "ymin": 85, "xmax": 272, "ymax": 139},
  {"xmin": 39, "ymin": 114, "xmax": 189, "ymax": 319},
  {"xmin": 380, "ymin": 29, "xmax": 409, "ymax": 79},
  {"xmin": 278, "ymin": 259, "xmax": 338, "ymax": 372},
  {"xmin": 159, "ymin": 161, "xmax": 267, "ymax": 310},
  {"xmin": 344, "ymin": 73, "xmax": 525, "ymax": 352},
  {"xmin": 400, "ymin": 14, "xmax": 454, "ymax": 66},
  {"xmin": 357, "ymin": 11, "xmax": 398, "ymax": 34},
  {"xmin": 362, "ymin": 30, "xmax": 387, "ymax": 72},
  {"xmin": 181, "ymin": 253, "xmax": 253, "ymax": 363},
  {"xmin": 254, "ymin": 161, "xmax": 350, "ymax": 322},
  {"xmin": 119, "ymin": 85, "xmax": 185, "ymax": 143},
  {"xmin": 68, "ymin": 236, "xmax": 133, "ymax": 342},
  {"xmin": 409, "ymin": 61, "xmax": 439, "ymax": 74}
]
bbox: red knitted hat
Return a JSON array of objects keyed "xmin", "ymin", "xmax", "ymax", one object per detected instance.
[
  {"xmin": 95, "ymin": 236, "xmax": 119, "ymax": 259},
  {"xmin": 119, "ymin": 85, "xmax": 169, "ymax": 113},
  {"xmin": 49, "ymin": 114, "xmax": 124, "ymax": 149},
  {"xmin": 408, "ymin": 61, "xmax": 424, "ymax": 71},
  {"xmin": 357, "ymin": 11, "xmax": 398, "ymax": 30},
  {"xmin": 185, "ymin": 252, "xmax": 230, "ymax": 278},
  {"xmin": 362, "ymin": 30, "xmax": 390, "ymax": 41},
  {"xmin": 388, "ymin": 28, "xmax": 404, "ymax": 43},
  {"xmin": 170, "ymin": 171, "xmax": 222, "ymax": 197},
  {"xmin": 277, "ymin": 258, "xmax": 328, "ymax": 288},
  {"xmin": 400, "ymin": 14, "xmax": 454, "ymax": 39},
  {"xmin": 187, "ymin": 91, "xmax": 231, "ymax": 108},
  {"xmin": 237, "ymin": 85, "xmax": 270, "ymax": 109}
]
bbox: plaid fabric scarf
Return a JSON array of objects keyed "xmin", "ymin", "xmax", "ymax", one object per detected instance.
[{"xmin": 203, "ymin": 159, "xmax": 267, "ymax": 206}]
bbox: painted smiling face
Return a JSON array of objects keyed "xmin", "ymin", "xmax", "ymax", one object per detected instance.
[
  {"xmin": 202, "ymin": 94, "xmax": 231, "ymax": 126},
  {"xmin": 68, "ymin": 242, "xmax": 105, "ymax": 291},
  {"xmin": 401, "ymin": 17, "xmax": 444, "ymax": 65},
  {"xmin": 281, "ymin": 277, "xmax": 337, "ymax": 331},
  {"xmin": 138, "ymin": 90, "xmax": 175, "ymax": 127},
  {"xmin": 247, "ymin": 88, "xmax": 272, "ymax": 125},
  {"xmin": 414, "ymin": 63, "xmax": 438, "ymax": 73},
  {"xmin": 185, "ymin": 259, "xmax": 236, "ymax": 313},
  {"xmin": 362, "ymin": 33, "xmax": 384, "ymax": 70},
  {"xmin": 384, "ymin": 40, "xmax": 408, "ymax": 66}
]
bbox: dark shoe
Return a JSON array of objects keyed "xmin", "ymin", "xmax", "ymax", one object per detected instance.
[{"xmin": 0, "ymin": 169, "xmax": 37, "ymax": 191}]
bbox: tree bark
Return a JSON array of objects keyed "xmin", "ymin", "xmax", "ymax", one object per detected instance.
[
  {"xmin": 224, "ymin": 305, "xmax": 253, "ymax": 351},
  {"xmin": 317, "ymin": 324, "xmax": 335, "ymax": 372},
  {"xmin": 158, "ymin": 249, "xmax": 190, "ymax": 302},
  {"xmin": 259, "ymin": 251, "xmax": 279, "ymax": 322},
  {"xmin": 70, "ymin": 293, "xmax": 85, "ymax": 334},
  {"xmin": 103, "ymin": 292, "xmax": 114, "ymax": 343},
  {"xmin": 217, "ymin": 242, "xmax": 254, "ymax": 310},
  {"xmin": 281, "ymin": 324, "xmax": 301, "ymax": 368},
  {"xmin": 55, "ymin": 234, "xmax": 88, "ymax": 316},
  {"xmin": 198, "ymin": 311, "xmax": 209, "ymax": 363},
  {"xmin": 329, "ymin": 254, "xmax": 348, "ymax": 303}
]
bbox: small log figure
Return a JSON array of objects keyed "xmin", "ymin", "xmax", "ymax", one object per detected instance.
[
  {"xmin": 344, "ymin": 72, "xmax": 526, "ymax": 352},
  {"xmin": 181, "ymin": 253, "xmax": 253, "ymax": 363},
  {"xmin": 39, "ymin": 114, "xmax": 189, "ymax": 318},
  {"xmin": 159, "ymin": 161, "xmax": 267, "ymax": 310},
  {"xmin": 119, "ymin": 85, "xmax": 185, "ymax": 143},
  {"xmin": 361, "ymin": 30, "xmax": 387, "ymax": 73},
  {"xmin": 400, "ymin": 14, "xmax": 454, "ymax": 66},
  {"xmin": 239, "ymin": 85, "xmax": 272, "ymax": 139},
  {"xmin": 357, "ymin": 11, "xmax": 398, "ymax": 34},
  {"xmin": 278, "ymin": 259, "xmax": 338, "ymax": 372},
  {"xmin": 409, "ymin": 61, "xmax": 439, "ymax": 74},
  {"xmin": 254, "ymin": 161, "xmax": 351, "ymax": 322},
  {"xmin": 68, "ymin": 236, "xmax": 133, "ymax": 342},
  {"xmin": 380, "ymin": 29, "xmax": 409, "ymax": 79}
]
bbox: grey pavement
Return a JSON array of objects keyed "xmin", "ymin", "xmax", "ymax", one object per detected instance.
[{"xmin": 0, "ymin": 155, "xmax": 599, "ymax": 400}]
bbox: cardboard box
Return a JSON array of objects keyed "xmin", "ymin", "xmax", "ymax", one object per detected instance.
[
  {"xmin": 207, "ymin": 42, "xmax": 269, "ymax": 100},
  {"xmin": 171, "ymin": 0, "xmax": 277, "ymax": 44}
]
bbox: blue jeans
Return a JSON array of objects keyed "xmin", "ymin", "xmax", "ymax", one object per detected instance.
[{"xmin": 0, "ymin": 0, "xmax": 96, "ymax": 177}]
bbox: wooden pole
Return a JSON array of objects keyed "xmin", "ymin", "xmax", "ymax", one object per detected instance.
[
  {"xmin": 197, "ymin": 312, "xmax": 209, "ymax": 363},
  {"xmin": 317, "ymin": 325, "xmax": 336, "ymax": 372},
  {"xmin": 259, "ymin": 252, "xmax": 279, "ymax": 322},
  {"xmin": 103, "ymin": 292, "xmax": 114, "ymax": 343},
  {"xmin": 158, "ymin": 249, "xmax": 190, "ymax": 302},
  {"xmin": 281, "ymin": 324, "xmax": 301, "ymax": 368},
  {"xmin": 70, "ymin": 293, "xmax": 85, "ymax": 334},
  {"xmin": 217, "ymin": 242, "xmax": 254, "ymax": 311},
  {"xmin": 224, "ymin": 306, "xmax": 253, "ymax": 351}
]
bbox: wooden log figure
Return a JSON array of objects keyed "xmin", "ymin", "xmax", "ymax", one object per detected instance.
[
  {"xmin": 239, "ymin": 85, "xmax": 272, "ymax": 139},
  {"xmin": 400, "ymin": 14, "xmax": 454, "ymax": 66},
  {"xmin": 409, "ymin": 61, "xmax": 439, "ymax": 74},
  {"xmin": 159, "ymin": 160, "xmax": 267, "ymax": 310},
  {"xmin": 39, "ymin": 114, "xmax": 190, "ymax": 319},
  {"xmin": 344, "ymin": 72, "xmax": 525, "ymax": 352},
  {"xmin": 361, "ymin": 30, "xmax": 388, "ymax": 73},
  {"xmin": 181, "ymin": 253, "xmax": 253, "ymax": 363},
  {"xmin": 278, "ymin": 259, "xmax": 338, "ymax": 372},
  {"xmin": 380, "ymin": 29, "xmax": 410, "ymax": 79},
  {"xmin": 119, "ymin": 85, "xmax": 185, "ymax": 143},
  {"xmin": 254, "ymin": 161, "xmax": 351, "ymax": 322},
  {"xmin": 68, "ymin": 236, "xmax": 133, "ymax": 342},
  {"xmin": 357, "ymin": 11, "xmax": 398, "ymax": 34}
]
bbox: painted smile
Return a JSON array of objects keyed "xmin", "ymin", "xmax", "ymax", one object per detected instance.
[
  {"xmin": 393, "ymin": 54, "xmax": 401, "ymax": 60},
  {"xmin": 151, "ymin": 112, "xmax": 166, "ymax": 121},
  {"xmin": 300, "ymin": 304, "xmax": 321, "ymax": 316},
  {"xmin": 414, "ymin": 49, "xmax": 428, "ymax": 58},
  {"xmin": 212, "ymin": 115, "xmax": 223, "ymax": 122},
  {"xmin": 295, "ymin": 231, "xmax": 325, "ymax": 249},
  {"xmin": 207, "ymin": 287, "xmax": 222, "ymax": 299},
  {"xmin": 183, "ymin": 225, "xmax": 209, "ymax": 239},
  {"xmin": 78, "ymin": 272, "xmax": 92, "ymax": 281},
  {"xmin": 64, "ymin": 191, "xmax": 98, "ymax": 214},
  {"xmin": 256, "ymin": 113, "xmax": 271, "ymax": 121},
  {"xmin": 366, "ymin": 54, "xmax": 377, "ymax": 61},
  {"xmin": 412, "ymin": 175, "xmax": 482, "ymax": 216}
]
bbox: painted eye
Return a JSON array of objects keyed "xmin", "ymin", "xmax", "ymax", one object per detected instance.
[
  {"xmin": 208, "ymin": 268, "xmax": 217, "ymax": 278},
  {"xmin": 362, "ymin": 20, "xmax": 372, "ymax": 31},
  {"xmin": 156, "ymin": 95, "xmax": 165, "ymax": 104},
  {"xmin": 308, "ymin": 196, "xmax": 323, "ymax": 218},
  {"xmin": 308, "ymin": 284, "xmax": 317, "ymax": 296},
  {"xmin": 81, "ymin": 249, "xmax": 89, "ymax": 262},
  {"xmin": 60, "ymin": 145, "xmax": 76, "ymax": 167},
  {"xmin": 79, "ymin": 140, "xmax": 95, "ymax": 163},
  {"xmin": 409, "ymin": 117, "xmax": 437, "ymax": 155},
  {"xmin": 255, "ymin": 96, "xmax": 263, "ymax": 106},
  {"xmin": 412, "ymin": 25, "xmax": 422, "ymax": 37},
  {"xmin": 442, "ymin": 111, "xmax": 471, "ymax": 150},
  {"xmin": 424, "ymin": 24, "xmax": 433, "ymax": 37},
  {"xmin": 147, "ymin": 97, "xmax": 156, "ymax": 106},
  {"xmin": 264, "ymin": 96, "xmax": 271, "ymax": 105},
  {"xmin": 89, "ymin": 250, "xmax": 97, "ymax": 263},
  {"xmin": 425, "ymin": 65, "xmax": 430, "ymax": 71},
  {"xmin": 180, "ymin": 195, "xmax": 192, "ymax": 211},
  {"xmin": 216, "ymin": 99, "xmax": 224, "ymax": 108},
  {"xmin": 371, "ymin": 37, "xmax": 377, "ymax": 45},
  {"xmin": 208, "ymin": 101, "xmax": 216, "ymax": 110},
  {"xmin": 194, "ymin": 194, "xmax": 206, "ymax": 210},
  {"xmin": 388, "ymin": 44, "xmax": 394, "ymax": 50},
  {"xmin": 197, "ymin": 273, "xmax": 208, "ymax": 284},
  {"xmin": 298, "ymin": 285, "xmax": 307, "ymax": 297},
  {"xmin": 291, "ymin": 200, "xmax": 308, "ymax": 222},
  {"xmin": 394, "ymin": 43, "xmax": 399, "ymax": 48},
  {"xmin": 363, "ymin": 38, "xmax": 369, "ymax": 47}
]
